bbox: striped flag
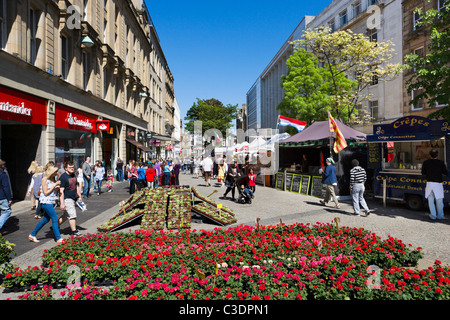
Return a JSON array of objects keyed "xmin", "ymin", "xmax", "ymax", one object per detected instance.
[
  {"xmin": 278, "ymin": 115, "xmax": 307, "ymax": 132},
  {"xmin": 328, "ymin": 111, "xmax": 347, "ymax": 153}
]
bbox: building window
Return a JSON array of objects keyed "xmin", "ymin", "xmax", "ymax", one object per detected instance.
[
  {"xmin": 413, "ymin": 9, "xmax": 423, "ymax": 30},
  {"xmin": 61, "ymin": 36, "xmax": 69, "ymax": 80},
  {"xmin": 368, "ymin": 0, "xmax": 379, "ymax": 6},
  {"xmin": 369, "ymin": 100, "xmax": 378, "ymax": 120},
  {"xmin": 103, "ymin": 67, "xmax": 108, "ymax": 100},
  {"xmin": 353, "ymin": 0, "xmax": 361, "ymax": 18},
  {"xmin": 339, "ymin": 9, "xmax": 348, "ymax": 26},
  {"xmin": 438, "ymin": 0, "xmax": 448, "ymax": 11},
  {"xmin": 82, "ymin": 52, "xmax": 88, "ymax": 90},
  {"xmin": 83, "ymin": 0, "xmax": 88, "ymax": 21},
  {"xmin": 328, "ymin": 19, "xmax": 335, "ymax": 32},
  {"xmin": 0, "ymin": 0, "xmax": 6, "ymax": 49},
  {"xmin": 29, "ymin": 8, "xmax": 38, "ymax": 65},
  {"xmin": 411, "ymin": 88, "xmax": 424, "ymax": 110},
  {"xmin": 368, "ymin": 28, "xmax": 377, "ymax": 42}
]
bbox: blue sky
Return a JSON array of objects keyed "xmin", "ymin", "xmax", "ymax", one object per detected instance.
[{"xmin": 145, "ymin": 0, "xmax": 331, "ymax": 124}]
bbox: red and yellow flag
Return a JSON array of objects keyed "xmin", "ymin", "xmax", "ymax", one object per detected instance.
[{"xmin": 328, "ymin": 111, "xmax": 347, "ymax": 153}]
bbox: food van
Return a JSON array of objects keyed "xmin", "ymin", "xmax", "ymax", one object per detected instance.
[{"xmin": 367, "ymin": 116, "xmax": 450, "ymax": 210}]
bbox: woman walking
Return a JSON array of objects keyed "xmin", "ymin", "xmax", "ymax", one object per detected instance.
[
  {"xmin": 94, "ymin": 161, "xmax": 105, "ymax": 195},
  {"xmin": 26, "ymin": 166, "xmax": 44, "ymax": 219},
  {"xmin": 28, "ymin": 166, "xmax": 64, "ymax": 243},
  {"xmin": 223, "ymin": 164, "xmax": 238, "ymax": 201},
  {"xmin": 164, "ymin": 162, "xmax": 170, "ymax": 186}
]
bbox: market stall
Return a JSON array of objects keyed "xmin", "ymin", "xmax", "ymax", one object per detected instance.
[
  {"xmin": 367, "ymin": 115, "xmax": 450, "ymax": 210},
  {"xmin": 277, "ymin": 119, "xmax": 367, "ymax": 197}
]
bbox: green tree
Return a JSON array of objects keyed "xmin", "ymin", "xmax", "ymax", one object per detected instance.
[
  {"xmin": 277, "ymin": 48, "xmax": 354, "ymax": 127},
  {"xmin": 184, "ymin": 98, "xmax": 237, "ymax": 139},
  {"xmin": 403, "ymin": 3, "xmax": 450, "ymax": 119},
  {"xmin": 293, "ymin": 27, "xmax": 399, "ymax": 123}
]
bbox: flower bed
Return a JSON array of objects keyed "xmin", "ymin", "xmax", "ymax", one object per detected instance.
[
  {"xmin": 2, "ymin": 222, "xmax": 449, "ymax": 300},
  {"xmin": 191, "ymin": 186, "xmax": 234, "ymax": 216},
  {"xmin": 192, "ymin": 203, "xmax": 237, "ymax": 226},
  {"xmin": 167, "ymin": 190, "xmax": 192, "ymax": 230}
]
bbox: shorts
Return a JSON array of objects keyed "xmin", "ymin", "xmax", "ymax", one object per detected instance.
[{"xmin": 62, "ymin": 198, "xmax": 77, "ymax": 220}]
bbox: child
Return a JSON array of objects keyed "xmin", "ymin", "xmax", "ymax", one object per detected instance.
[
  {"xmin": 248, "ymin": 168, "xmax": 256, "ymax": 194},
  {"xmin": 106, "ymin": 169, "xmax": 114, "ymax": 192}
]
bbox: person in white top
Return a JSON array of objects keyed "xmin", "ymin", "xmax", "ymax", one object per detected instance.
[{"xmin": 202, "ymin": 155, "xmax": 214, "ymax": 187}]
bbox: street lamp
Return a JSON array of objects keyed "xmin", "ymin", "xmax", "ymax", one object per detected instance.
[{"xmin": 80, "ymin": 35, "xmax": 94, "ymax": 48}]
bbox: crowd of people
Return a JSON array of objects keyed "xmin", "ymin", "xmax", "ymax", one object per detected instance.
[{"xmin": 0, "ymin": 147, "xmax": 447, "ymax": 246}]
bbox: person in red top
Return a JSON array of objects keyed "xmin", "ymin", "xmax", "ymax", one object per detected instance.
[
  {"xmin": 248, "ymin": 168, "xmax": 256, "ymax": 193},
  {"xmin": 145, "ymin": 163, "xmax": 156, "ymax": 188}
]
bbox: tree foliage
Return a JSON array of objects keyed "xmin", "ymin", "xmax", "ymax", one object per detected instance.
[
  {"xmin": 403, "ymin": 3, "xmax": 450, "ymax": 119},
  {"xmin": 277, "ymin": 48, "xmax": 354, "ymax": 126},
  {"xmin": 184, "ymin": 98, "xmax": 237, "ymax": 138},
  {"xmin": 281, "ymin": 27, "xmax": 399, "ymax": 124}
]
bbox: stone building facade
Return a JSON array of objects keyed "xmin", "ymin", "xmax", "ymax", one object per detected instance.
[
  {"xmin": 401, "ymin": 0, "xmax": 448, "ymax": 117},
  {"xmin": 0, "ymin": 0, "xmax": 172, "ymax": 199}
]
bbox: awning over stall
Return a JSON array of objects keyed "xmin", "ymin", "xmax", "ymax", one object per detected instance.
[{"xmin": 280, "ymin": 119, "xmax": 366, "ymax": 146}]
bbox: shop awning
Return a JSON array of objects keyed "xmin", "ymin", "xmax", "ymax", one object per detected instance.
[
  {"xmin": 126, "ymin": 138, "xmax": 152, "ymax": 152},
  {"xmin": 280, "ymin": 119, "xmax": 366, "ymax": 146},
  {"xmin": 151, "ymin": 133, "xmax": 172, "ymax": 142}
]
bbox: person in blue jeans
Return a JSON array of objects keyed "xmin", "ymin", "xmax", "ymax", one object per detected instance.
[
  {"xmin": 164, "ymin": 162, "xmax": 170, "ymax": 186},
  {"xmin": 29, "ymin": 166, "xmax": 64, "ymax": 243},
  {"xmin": 0, "ymin": 160, "xmax": 12, "ymax": 231},
  {"xmin": 116, "ymin": 158, "xmax": 124, "ymax": 181},
  {"xmin": 349, "ymin": 159, "xmax": 370, "ymax": 216},
  {"xmin": 319, "ymin": 157, "xmax": 340, "ymax": 209}
]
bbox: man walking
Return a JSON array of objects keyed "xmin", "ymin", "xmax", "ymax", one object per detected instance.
[
  {"xmin": 319, "ymin": 157, "xmax": 340, "ymax": 209},
  {"xmin": 0, "ymin": 160, "xmax": 12, "ymax": 231},
  {"xmin": 422, "ymin": 149, "xmax": 448, "ymax": 220},
  {"xmin": 349, "ymin": 159, "xmax": 370, "ymax": 216},
  {"xmin": 202, "ymin": 155, "xmax": 213, "ymax": 187},
  {"xmin": 59, "ymin": 161, "xmax": 82, "ymax": 236},
  {"xmin": 82, "ymin": 156, "xmax": 92, "ymax": 198}
]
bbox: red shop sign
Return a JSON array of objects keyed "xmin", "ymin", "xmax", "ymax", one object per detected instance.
[
  {"xmin": 0, "ymin": 86, "xmax": 47, "ymax": 125},
  {"xmin": 55, "ymin": 104, "xmax": 97, "ymax": 133},
  {"xmin": 96, "ymin": 120, "xmax": 110, "ymax": 131}
]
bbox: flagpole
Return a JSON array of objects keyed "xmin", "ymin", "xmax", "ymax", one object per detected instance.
[{"xmin": 327, "ymin": 109, "xmax": 332, "ymax": 157}]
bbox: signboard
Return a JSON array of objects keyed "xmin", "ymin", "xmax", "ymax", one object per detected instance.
[
  {"xmin": 368, "ymin": 143, "xmax": 380, "ymax": 169},
  {"xmin": 275, "ymin": 172, "xmax": 284, "ymax": 190},
  {"xmin": 311, "ymin": 176, "xmax": 324, "ymax": 198},
  {"xmin": 285, "ymin": 173, "xmax": 294, "ymax": 192},
  {"xmin": 96, "ymin": 120, "xmax": 110, "ymax": 131},
  {"xmin": 0, "ymin": 85, "xmax": 47, "ymax": 125},
  {"xmin": 368, "ymin": 116, "xmax": 450, "ymax": 142},
  {"xmin": 55, "ymin": 104, "xmax": 97, "ymax": 133},
  {"xmin": 300, "ymin": 175, "xmax": 311, "ymax": 195},
  {"xmin": 290, "ymin": 174, "xmax": 302, "ymax": 193}
]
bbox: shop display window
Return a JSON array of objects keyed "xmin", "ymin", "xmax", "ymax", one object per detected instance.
[
  {"xmin": 382, "ymin": 138, "xmax": 445, "ymax": 171},
  {"xmin": 55, "ymin": 127, "xmax": 92, "ymax": 169}
]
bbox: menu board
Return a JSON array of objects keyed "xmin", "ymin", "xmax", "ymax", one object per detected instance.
[
  {"xmin": 368, "ymin": 143, "xmax": 380, "ymax": 169},
  {"xmin": 300, "ymin": 175, "xmax": 311, "ymax": 195},
  {"xmin": 275, "ymin": 172, "xmax": 284, "ymax": 190},
  {"xmin": 290, "ymin": 174, "xmax": 302, "ymax": 193},
  {"xmin": 285, "ymin": 173, "xmax": 294, "ymax": 191},
  {"xmin": 311, "ymin": 176, "xmax": 324, "ymax": 197}
]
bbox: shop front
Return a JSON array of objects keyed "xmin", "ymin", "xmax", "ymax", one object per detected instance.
[
  {"xmin": 278, "ymin": 119, "xmax": 367, "ymax": 198},
  {"xmin": 0, "ymin": 85, "xmax": 48, "ymax": 199},
  {"xmin": 367, "ymin": 116, "xmax": 450, "ymax": 210},
  {"xmin": 54, "ymin": 104, "xmax": 97, "ymax": 169}
]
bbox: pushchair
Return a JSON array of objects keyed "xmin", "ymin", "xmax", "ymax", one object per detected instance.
[{"xmin": 236, "ymin": 176, "xmax": 254, "ymax": 204}]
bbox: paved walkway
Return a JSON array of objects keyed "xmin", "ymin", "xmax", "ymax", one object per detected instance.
[{"xmin": 0, "ymin": 172, "xmax": 449, "ymax": 299}]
